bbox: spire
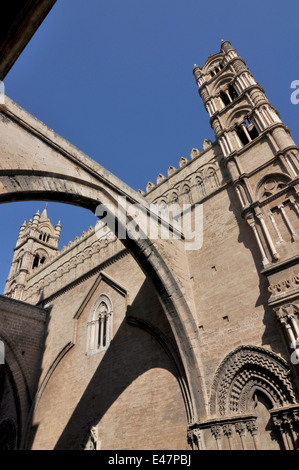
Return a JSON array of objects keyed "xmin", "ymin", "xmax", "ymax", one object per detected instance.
[{"xmin": 40, "ymin": 204, "xmax": 48, "ymax": 221}]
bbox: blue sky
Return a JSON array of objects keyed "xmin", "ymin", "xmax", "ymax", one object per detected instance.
[{"xmin": 0, "ymin": 0, "xmax": 298, "ymax": 293}]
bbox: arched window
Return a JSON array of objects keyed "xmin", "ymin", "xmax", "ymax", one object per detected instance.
[
  {"xmin": 196, "ymin": 177, "xmax": 206, "ymax": 198},
  {"xmin": 245, "ymin": 117, "xmax": 259, "ymax": 140},
  {"xmin": 220, "ymin": 90, "xmax": 230, "ymax": 107},
  {"xmin": 208, "ymin": 168, "xmax": 219, "ymax": 189},
  {"xmin": 15, "ymin": 251, "xmax": 24, "ymax": 274},
  {"xmin": 17, "ymin": 257, "xmax": 23, "ymax": 271},
  {"xmin": 87, "ymin": 295, "xmax": 113, "ymax": 355},
  {"xmin": 228, "ymin": 84, "xmax": 238, "ymax": 101},
  {"xmin": 32, "ymin": 254, "xmax": 40, "ymax": 269},
  {"xmin": 235, "ymin": 124, "xmax": 249, "ymax": 146},
  {"xmin": 32, "ymin": 253, "xmax": 47, "ymax": 269},
  {"xmin": 9, "ymin": 282, "xmax": 16, "ymax": 299},
  {"xmin": 180, "ymin": 184, "xmax": 192, "ymax": 205},
  {"xmin": 235, "ymin": 117, "xmax": 259, "ymax": 147},
  {"xmin": 39, "ymin": 231, "xmax": 43, "ymax": 240}
]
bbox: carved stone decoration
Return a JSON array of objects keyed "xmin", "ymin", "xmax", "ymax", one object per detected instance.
[
  {"xmin": 235, "ymin": 422, "xmax": 246, "ymax": 437},
  {"xmin": 271, "ymin": 405, "xmax": 299, "ymax": 450},
  {"xmin": 210, "ymin": 345, "xmax": 298, "ymax": 417},
  {"xmin": 256, "ymin": 175, "xmax": 290, "ymax": 201},
  {"xmin": 211, "ymin": 425, "xmax": 221, "ymax": 440},
  {"xmin": 246, "ymin": 420, "xmax": 258, "ymax": 436},
  {"xmin": 269, "ymin": 277, "xmax": 299, "ymax": 297},
  {"xmin": 222, "ymin": 423, "xmax": 233, "ymax": 438}
]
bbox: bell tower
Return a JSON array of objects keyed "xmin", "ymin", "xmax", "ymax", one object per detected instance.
[
  {"xmin": 4, "ymin": 206, "xmax": 62, "ymax": 301},
  {"xmin": 193, "ymin": 40, "xmax": 299, "ymax": 367}
]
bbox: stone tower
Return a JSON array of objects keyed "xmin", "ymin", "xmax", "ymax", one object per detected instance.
[
  {"xmin": 193, "ymin": 40, "xmax": 299, "ymax": 419},
  {"xmin": 4, "ymin": 207, "xmax": 62, "ymax": 300}
]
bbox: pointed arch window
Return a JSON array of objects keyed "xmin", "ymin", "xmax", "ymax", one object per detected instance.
[
  {"xmin": 220, "ymin": 90, "xmax": 230, "ymax": 106},
  {"xmin": 32, "ymin": 253, "xmax": 47, "ymax": 270},
  {"xmin": 235, "ymin": 117, "xmax": 259, "ymax": 147},
  {"xmin": 228, "ymin": 84, "xmax": 238, "ymax": 101},
  {"xmin": 196, "ymin": 176, "xmax": 206, "ymax": 198},
  {"xmin": 32, "ymin": 254, "xmax": 40, "ymax": 269},
  {"xmin": 17, "ymin": 257, "xmax": 23, "ymax": 271},
  {"xmin": 39, "ymin": 231, "xmax": 50, "ymax": 242},
  {"xmin": 87, "ymin": 295, "xmax": 113, "ymax": 356}
]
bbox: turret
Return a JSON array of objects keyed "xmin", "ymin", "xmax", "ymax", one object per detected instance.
[
  {"xmin": 193, "ymin": 40, "xmax": 299, "ymax": 268},
  {"xmin": 4, "ymin": 206, "xmax": 62, "ymax": 300}
]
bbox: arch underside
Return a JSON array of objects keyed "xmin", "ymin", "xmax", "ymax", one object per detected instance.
[{"xmin": 0, "ymin": 97, "xmax": 208, "ymax": 423}]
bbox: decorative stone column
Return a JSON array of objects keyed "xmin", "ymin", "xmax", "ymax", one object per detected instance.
[
  {"xmin": 211, "ymin": 425, "xmax": 222, "ymax": 450},
  {"xmin": 245, "ymin": 211, "xmax": 270, "ymax": 266},
  {"xmin": 274, "ymin": 304, "xmax": 299, "ymax": 362},
  {"xmin": 187, "ymin": 428, "xmax": 202, "ymax": 450},
  {"xmin": 246, "ymin": 420, "xmax": 258, "ymax": 450},
  {"xmin": 235, "ymin": 422, "xmax": 246, "ymax": 450},
  {"xmin": 271, "ymin": 406, "xmax": 299, "ymax": 450}
]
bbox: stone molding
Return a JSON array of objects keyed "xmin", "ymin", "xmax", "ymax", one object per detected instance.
[{"xmin": 210, "ymin": 345, "xmax": 298, "ymax": 417}]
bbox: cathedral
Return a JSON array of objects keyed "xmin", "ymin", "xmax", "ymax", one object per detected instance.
[{"xmin": 1, "ymin": 3, "xmax": 299, "ymax": 451}]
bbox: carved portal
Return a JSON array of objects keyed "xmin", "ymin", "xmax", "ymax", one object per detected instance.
[{"xmin": 193, "ymin": 345, "xmax": 299, "ymax": 450}]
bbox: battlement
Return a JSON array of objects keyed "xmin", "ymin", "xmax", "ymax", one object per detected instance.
[
  {"xmin": 22, "ymin": 225, "xmax": 124, "ymax": 305},
  {"xmin": 140, "ymin": 141, "xmax": 214, "ymax": 196}
]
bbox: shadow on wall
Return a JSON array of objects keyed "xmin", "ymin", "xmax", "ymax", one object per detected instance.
[
  {"xmin": 29, "ymin": 279, "xmax": 191, "ymax": 450},
  {"xmin": 0, "ymin": 301, "xmax": 50, "ymax": 450},
  {"xmin": 226, "ymin": 185, "xmax": 286, "ymax": 358}
]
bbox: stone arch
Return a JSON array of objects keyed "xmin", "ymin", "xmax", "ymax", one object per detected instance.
[
  {"xmin": 201, "ymin": 52, "xmax": 223, "ymax": 74},
  {"xmin": 15, "ymin": 249, "xmax": 25, "ymax": 273},
  {"xmin": 32, "ymin": 248, "xmax": 48, "ymax": 270},
  {"xmin": 153, "ymin": 197, "xmax": 168, "ymax": 210},
  {"xmin": 256, "ymin": 173, "xmax": 292, "ymax": 200},
  {"xmin": 0, "ymin": 96, "xmax": 208, "ymax": 423},
  {"xmin": 179, "ymin": 181, "xmax": 192, "ymax": 205},
  {"xmin": 207, "ymin": 166, "xmax": 219, "ymax": 189},
  {"xmin": 226, "ymin": 105, "xmax": 253, "ymax": 128},
  {"xmin": 87, "ymin": 294, "xmax": 113, "ymax": 355},
  {"xmin": 210, "ymin": 72, "xmax": 236, "ymax": 96},
  {"xmin": 193, "ymin": 175, "xmax": 206, "ymax": 199},
  {"xmin": 210, "ymin": 345, "xmax": 298, "ymax": 417}
]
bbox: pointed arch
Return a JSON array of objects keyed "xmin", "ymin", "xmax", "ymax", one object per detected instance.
[
  {"xmin": 210, "ymin": 72, "xmax": 236, "ymax": 96},
  {"xmin": 255, "ymin": 173, "xmax": 292, "ymax": 200},
  {"xmin": 86, "ymin": 294, "xmax": 113, "ymax": 355},
  {"xmin": 226, "ymin": 105, "xmax": 253, "ymax": 128},
  {"xmin": 210, "ymin": 345, "xmax": 298, "ymax": 417},
  {"xmin": 0, "ymin": 94, "xmax": 209, "ymax": 423}
]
